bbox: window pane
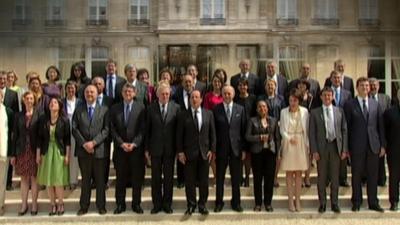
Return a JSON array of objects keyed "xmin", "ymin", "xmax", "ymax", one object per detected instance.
[
  {"xmin": 89, "ymin": 6, "xmax": 97, "ymax": 19},
  {"xmin": 277, "ymin": 0, "xmax": 297, "ymax": 19},
  {"xmin": 367, "ymin": 59, "xmax": 385, "ymax": 80},
  {"xmin": 99, "ymin": 0, "xmax": 107, "ymax": 7},
  {"xmin": 140, "ymin": 6, "xmax": 148, "ymax": 19},
  {"xmin": 214, "ymin": 0, "xmax": 224, "ymax": 18},
  {"xmin": 314, "ymin": 0, "xmax": 337, "ymax": 19},
  {"xmin": 359, "ymin": 0, "xmax": 378, "ymax": 19},
  {"xmin": 92, "ymin": 61, "xmax": 107, "ymax": 77},
  {"xmin": 92, "ymin": 47, "xmax": 109, "ymax": 59},
  {"xmin": 99, "ymin": 6, "xmax": 106, "ymax": 19},
  {"xmin": 202, "ymin": 0, "xmax": 212, "ymax": 18},
  {"xmin": 89, "ymin": 0, "xmax": 96, "ymax": 6}
]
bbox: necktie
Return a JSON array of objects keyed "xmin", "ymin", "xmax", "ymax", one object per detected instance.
[
  {"xmin": 362, "ymin": 99, "xmax": 369, "ymax": 120},
  {"xmin": 97, "ymin": 96, "xmax": 102, "ymax": 106},
  {"xmin": 325, "ymin": 108, "xmax": 335, "ymax": 141},
  {"xmin": 108, "ymin": 76, "xmax": 114, "ymax": 98},
  {"xmin": 194, "ymin": 109, "xmax": 199, "ymax": 132},
  {"xmin": 226, "ymin": 105, "xmax": 231, "ymax": 123},
  {"xmin": 335, "ymin": 88, "xmax": 340, "ymax": 105},
  {"xmin": 125, "ymin": 104, "xmax": 131, "ymax": 125},
  {"xmin": 88, "ymin": 106, "xmax": 94, "ymax": 121},
  {"xmin": 161, "ymin": 104, "xmax": 166, "ymax": 122},
  {"xmin": 185, "ymin": 92, "xmax": 190, "ymax": 110}
]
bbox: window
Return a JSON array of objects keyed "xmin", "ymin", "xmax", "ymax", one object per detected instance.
[
  {"xmin": 129, "ymin": 0, "xmax": 149, "ymax": 24},
  {"xmin": 58, "ymin": 46, "xmax": 86, "ymax": 80},
  {"xmin": 13, "ymin": 0, "xmax": 32, "ymax": 25},
  {"xmin": 276, "ymin": 0, "xmax": 298, "ymax": 25},
  {"xmin": 128, "ymin": 47, "xmax": 151, "ymax": 77},
  {"xmin": 236, "ymin": 46, "xmax": 258, "ymax": 73},
  {"xmin": 308, "ymin": 45, "xmax": 339, "ymax": 81},
  {"xmin": 91, "ymin": 47, "xmax": 109, "ymax": 77},
  {"xmin": 88, "ymin": 0, "xmax": 108, "ymax": 25},
  {"xmin": 46, "ymin": 0, "xmax": 65, "ymax": 26},
  {"xmin": 161, "ymin": 45, "xmax": 192, "ymax": 83},
  {"xmin": 197, "ymin": 45, "xmax": 229, "ymax": 83},
  {"xmin": 391, "ymin": 46, "xmax": 400, "ymax": 98},
  {"xmin": 279, "ymin": 46, "xmax": 303, "ymax": 80},
  {"xmin": 312, "ymin": 0, "xmax": 338, "ymax": 25},
  {"xmin": 200, "ymin": 0, "xmax": 225, "ymax": 25},
  {"xmin": 359, "ymin": 0, "xmax": 379, "ymax": 25},
  {"xmin": 358, "ymin": 46, "xmax": 385, "ymax": 92}
]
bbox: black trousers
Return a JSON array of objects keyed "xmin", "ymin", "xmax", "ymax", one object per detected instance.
[
  {"xmin": 339, "ymin": 159, "xmax": 348, "ymax": 184},
  {"xmin": 388, "ymin": 154, "xmax": 400, "ymax": 204},
  {"xmin": 177, "ymin": 159, "xmax": 185, "ymax": 185},
  {"xmin": 251, "ymin": 150, "xmax": 276, "ymax": 206},
  {"xmin": 114, "ymin": 149, "xmax": 145, "ymax": 207},
  {"xmin": 78, "ymin": 157, "xmax": 106, "ymax": 210},
  {"xmin": 351, "ymin": 149, "xmax": 379, "ymax": 207},
  {"xmin": 151, "ymin": 156, "xmax": 174, "ymax": 208},
  {"xmin": 6, "ymin": 163, "xmax": 12, "ymax": 187},
  {"xmin": 215, "ymin": 154, "xmax": 241, "ymax": 207},
  {"xmin": 184, "ymin": 157, "xmax": 209, "ymax": 208},
  {"xmin": 378, "ymin": 156, "xmax": 387, "ymax": 185}
]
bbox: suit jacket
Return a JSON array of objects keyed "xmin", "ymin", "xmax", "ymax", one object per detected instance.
[
  {"xmin": 344, "ymin": 98, "xmax": 386, "ymax": 154},
  {"xmin": 212, "ymin": 103, "xmax": 246, "ymax": 158},
  {"xmin": 102, "ymin": 75, "xmax": 126, "ymax": 104},
  {"xmin": 309, "ymin": 106, "xmax": 348, "ymax": 155},
  {"xmin": 384, "ymin": 105, "xmax": 400, "ymax": 157},
  {"xmin": 332, "ymin": 88, "xmax": 352, "ymax": 108},
  {"xmin": 172, "ymin": 86, "xmax": 190, "ymax": 111},
  {"xmin": 258, "ymin": 74, "xmax": 288, "ymax": 97},
  {"xmin": 116, "ymin": 80, "xmax": 148, "ymax": 107},
  {"xmin": 5, "ymin": 107, "xmax": 14, "ymax": 156},
  {"xmin": 257, "ymin": 94, "xmax": 286, "ymax": 120},
  {"xmin": 279, "ymin": 106, "xmax": 309, "ymax": 150},
  {"xmin": 245, "ymin": 116, "xmax": 281, "ymax": 154},
  {"xmin": 110, "ymin": 101, "xmax": 145, "ymax": 154},
  {"xmin": 176, "ymin": 108, "xmax": 216, "ymax": 161},
  {"xmin": 37, "ymin": 115, "xmax": 71, "ymax": 156},
  {"xmin": 72, "ymin": 104, "xmax": 110, "ymax": 158},
  {"xmin": 372, "ymin": 93, "xmax": 391, "ymax": 112},
  {"xmin": 145, "ymin": 101, "xmax": 180, "ymax": 157},
  {"xmin": 230, "ymin": 73, "xmax": 259, "ymax": 95},
  {"xmin": 11, "ymin": 110, "xmax": 41, "ymax": 156},
  {"xmin": 324, "ymin": 75, "xmax": 355, "ymax": 97},
  {"xmin": 194, "ymin": 80, "xmax": 207, "ymax": 96},
  {"xmin": 3, "ymin": 88, "xmax": 19, "ymax": 113},
  {"xmin": 288, "ymin": 78, "xmax": 321, "ymax": 99}
]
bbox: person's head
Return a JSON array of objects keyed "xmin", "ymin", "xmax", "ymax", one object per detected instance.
[
  {"xmin": 330, "ymin": 70, "xmax": 341, "ymax": 88},
  {"xmin": 238, "ymin": 78, "xmax": 249, "ymax": 95},
  {"xmin": 159, "ymin": 68, "xmax": 174, "ymax": 84},
  {"xmin": 369, "ymin": 77, "xmax": 380, "ymax": 96},
  {"xmin": 28, "ymin": 76, "xmax": 42, "ymax": 94},
  {"xmin": 356, "ymin": 77, "xmax": 370, "ymax": 98},
  {"xmin": 70, "ymin": 62, "xmax": 87, "ymax": 81},
  {"xmin": 256, "ymin": 100, "xmax": 268, "ymax": 118},
  {"xmin": 190, "ymin": 90, "xmax": 202, "ymax": 109},
  {"xmin": 320, "ymin": 87, "xmax": 334, "ymax": 106},
  {"xmin": 91, "ymin": 77, "xmax": 105, "ymax": 94},
  {"xmin": 124, "ymin": 64, "xmax": 137, "ymax": 82},
  {"xmin": 6, "ymin": 70, "xmax": 18, "ymax": 87},
  {"xmin": 48, "ymin": 97, "xmax": 64, "ymax": 117},
  {"xmin": 25, "ymin": 71, "xmax": 39, "ymax": 83},
  {"xmin": 265, "ymin": 79, "xmax": 276, "ymax": 96},
  {"xmin": 84, "ymin": 84, "xmax": 99, "ymax": 104},
  {"xmin": 288, "ymin": 89, "xmax": 302, "ymax": 110},
  {"xmin": 65, "ymin": 80, "xmax": 78, "ymax": 98},
  {"xmin": 211, "ymin": 74, "xmax": 223, "ymax": 92},
  {"xmin": 266, "ymin": 61, "xmax": 277, "ymax": 77},
  {"xmin": 157, "ymin": 81, "xmax": 171, "ymax": 105},
  {"xmin": 45, "ymin": 66, "xmax": 61, "ymax": 82},
  {"xmin": 0, "ymin": 71, "xmax": 7, "ymax": 89},
  {"xmin": 187, "ymin": 64, "xmax": 198, "ymax": 80},
  {"xmin": 121, "ymin": 83, "xmax": 136, "ymax": 103},
  {"xmin": 334, "ymin": 59, "xmax": 345, "ymax": 74},
  {"xmin": 22, "ymin": 91, "xmax": 36, "ymax": 110},
  {"xmin": 137, "ymin": 68, "xmax": 150, "ymax": 85},
  {"xmin": 222, "ymin": 86, "xmax": 235, "ymax": 104},
  {"xmin": 300, "ymin": 63, "xmax": 311, "ymax": 78},
  {"xmin": 106, "ymin": 59, "xmax": 117, "ymax": 75},
  {"xmin": 213, "ymin": 68, "xmax": 227, "ymax": 84},
  {"xmin": 297, "ymin": 79, "xmax": 310, "ymax": 93},
  {"xmin": 182, "ymin": 74, "xmax": 194, "ymax": 92},
  {"xmin": 239, "ymin": 59, "xmax": 251, "ymax": 74}
]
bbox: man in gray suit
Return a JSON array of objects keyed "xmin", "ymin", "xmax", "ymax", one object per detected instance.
[
  {"xmin": 288, "ymin": 63, "xmax": 321, "ymax": 100},
  {"xmin": 258, "ymin": 61, "xmax": 288, "ymax": 97},
  {"xmin": 344, "ymin": 77, "xmax": 386, "ymax": 212},
  {"xmin": 369, "ymin": 77, "xmax": 391, "ymax": 187},
  {"xmin": 309, "ymin": 87, "xmax": 348, "ymax": 214},
  {"xmin": 72, "ymin": 84, "xmax": 110, "ymax": 215},
  {"xmin": 117, "ymin": 64, "xmax": 148, "ymax": 106},
  {"xmin": 230, "ymin": 59, "xmax": 259, "ymax": 95}
]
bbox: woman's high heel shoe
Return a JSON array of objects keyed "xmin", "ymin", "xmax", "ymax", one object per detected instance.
[
  {"xmin": 49, "ymin": 205, "xmax": 57, "ymax": 216},
  {"xmin": 57, "ymin": 203, "xmax": 64, "ymax": 216},
  {"xmin": 18, "ymin": 207, "xmax": 28, "ymax": 216}
]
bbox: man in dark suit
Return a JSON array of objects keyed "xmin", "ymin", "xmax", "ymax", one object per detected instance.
[
  {"xmin": 230, "ymin": 59, "xmax": 259, "ymax": 95},
  {"xmin": 344, "ymin": 77, "xmax": 386, "ymax": 212},
  {"xmin": 258, "ymin": 61, "xmax": 288, "ymax": 97},
  {"xmin": 383, "ymin": 90, "xmax": 400, "ymax": 211},
  {"xmin": 110, "ymin": 83, "xmax": 145, "ymax": 214},
  {"xmin": 102, "ymin": 59, "xmax": 126, "ymax": 104},
  {"xmin": 187, "ymin": 64, "xmax": 207, "ymax": 96},
  {"xmin": 177, "ymin": 90, "xmax": 216, "ymax": 215},
  {"xmin": 213, "ymin": 86, "xmax": 246, "ymax": 213},
  {"xmin": 309, "ymin": 87, "xmax": 348, "ymax": 214},
  {"xmin": 117, "ymin": 64, "xmax": 148, "ymax": 106},
  {"xmin": 72, "ymin": 85, "xmax": 110, "ymax": 215},
  {"xmin": 145, "ymin": 81, "xmax": 180, "ymax": 214},
  {"xmin": 0, "ymin": 71, "xmax": 18, "ymax": 191},
  {"xmin": 369, "ymin": 77, "xmax": 391, "ymax": 187},
  {"xmin": 257, "ymin": 79, "xmax": 286, "ymax": 120},
  {"xmin": 324, "ymin": 59, "xmax": 355, "ymax": 97},
  {"xmin": 288, "ymin": 63, "xmax": 321, "ymax": 101},
  {"xmin": 329, "ymin": 70, "xmax": 351, "ymax": 186}
]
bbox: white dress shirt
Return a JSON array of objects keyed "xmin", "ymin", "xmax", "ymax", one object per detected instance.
[
  {"xmin": 183, "ymin": 90, "xmax": 190, "ymax": 109},
  {"xmin": 357, "ymin": 96, "xmax": 369, "ymax": 111},
  {"xmin": 322, "ymin": 104, "xmax": 336, "ymax": 140},
  {"xmin": 191, "ymin": 107, "xmax": 202, "ymax": 131}
]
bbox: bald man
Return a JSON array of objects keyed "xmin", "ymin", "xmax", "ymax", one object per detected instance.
[
  {"xmin": 258, "ymin": 61, "xmax": 288, "ymax": 97},
  {"xmin": 230, "ymin": 59, "xmax": 259, "ymax": 95},
  {"xmin": 288, "ymin": 63, "xmax": 321, "ymax": 102}
]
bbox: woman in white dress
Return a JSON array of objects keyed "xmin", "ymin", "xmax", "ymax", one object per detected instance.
[{"xmin": 279, "ymin": 89, "xmax": 309, "ymax": 212}]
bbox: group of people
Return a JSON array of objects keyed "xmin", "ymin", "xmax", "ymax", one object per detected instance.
[{"xmin": 0, "ymin": 57, "xmax": 399, "ymax": 217}]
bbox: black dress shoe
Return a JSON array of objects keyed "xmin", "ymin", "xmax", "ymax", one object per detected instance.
[
  {"xmin": 253, "ymin": 205, "xmax": 261, "ymax": 212},
  {"xmin": 132, "ymin": 205, "xmax": 144, "ymax": 214},
  {"xmin": 98, "ymin": 209, "xmax": 107, "ymax": 215},
  {"xmin": 30, "ymin": 210, "xmax": 38, "ymax": 216},
  {"xmin": 113, "ymin": 205, "xmax": 126, "ymax": 214},
  {"xmin": 151, "ymin": 207, "xmax": 162, "ymax": 214},
  {"xmin": 318, "ymin": 204, "xmax": 326, "ymax": 213},
  {"xmin": 77, "ymin": 208, "xmax": 88, "ymax": 216},
  {"xmin": 232, "ymin": 205, "xmax": 243, "ymax": 212},
  {"xmin": 6, "ymin": 185, "xmax": 14, "ymax": 191},
  {"xmin": 198, "ymin": 207, "xmax": 209, "ymax": 215},
  {"xmin": 369, "ymin": 205, "xmax": 384, "ymax": 212},
  {"xmin": 390, "ymin": 202, "xmax": 398, "ymax": 211},
  {"xmin": 214, "ymin": 203, "xmax": 224, "ymax": 213},
  {"xmin": 351, "ymin": 205, "xmax": 360, "ymax": 212},
  {"xmin": 177, "ymin": 183, "xmax": 184, "ymax": 189},
  {"xmin": 331, "ymin": 204, "xmax": 341, "ymax": 213},
  {"xmin": 185, "ymin": 206, "xmax": 196, "ymax": 215},
  {"xmin": 340, "ymin": 181, "xmax": 350, "ymax": 187},
  {"xmin": 163, "ymin": 206, "xmax": 173, "ymax": 214},
  {"xmin": 265, "ymin": 205, "xmax": 273, "ymax": 212}
]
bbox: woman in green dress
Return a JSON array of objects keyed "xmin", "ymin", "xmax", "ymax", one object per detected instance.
[{"xmin": 36, "ymin": 97, "xmax": 71, "ymax": 216}]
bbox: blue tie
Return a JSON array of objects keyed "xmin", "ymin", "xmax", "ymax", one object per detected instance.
[
  {"xmin": 108, "ymin": 76, "xmax": 114, "ymax": 98},
  {"xmin": 335, "ymin": 88, "xmax": 340, "ymax": 104},
  {"xmin": 88, "ymin": 106, "xmax": 94, "ymax": 121}
]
